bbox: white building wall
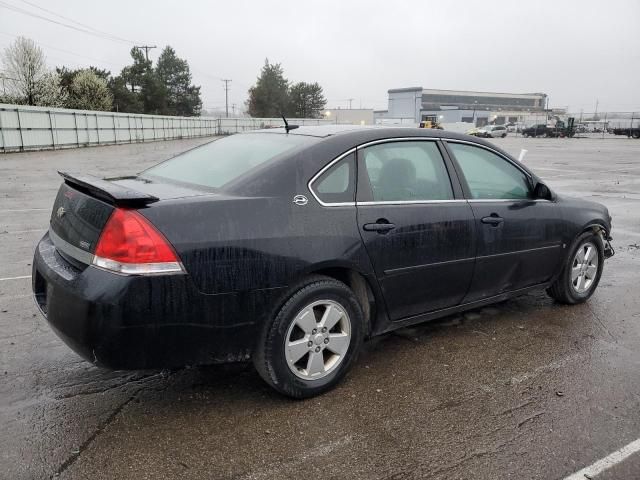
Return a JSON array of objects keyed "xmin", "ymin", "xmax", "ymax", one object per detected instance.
[{"xmin": 388, "ymin": 89, "xmax": 422, "ymax": 122}]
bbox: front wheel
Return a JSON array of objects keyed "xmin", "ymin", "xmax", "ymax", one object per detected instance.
[
  {"xmin": 253, "ymin": 276, "xmax": 364, "ymax": 398},
  {"xmin": 547, "ymin": 232, "xmax": 604, "ymax": 304}
]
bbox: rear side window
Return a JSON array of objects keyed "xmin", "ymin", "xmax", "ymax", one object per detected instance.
[
  {"xmin": 144, "ymin": 133, "xmax": 315, "ymax": 190},
  {"xmin": 360, "ymin": 141, "xmax": 454, "ymax": 201},
  {"xmin": 312, "ymin": 153, "xmax": 355, "ymax": 204},
  {"xmin": 448, "ymin": 143, "xmax": 531, "ymax": 200}
]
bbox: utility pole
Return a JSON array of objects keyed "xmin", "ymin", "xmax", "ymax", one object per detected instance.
[
  {"xmin": 347, "ymin": 98, "xmax": 354, "ymax": 109},
  {"xmin": 222, "ymin": 79, "xmax": 232, "ymax": 118},
  {"xmin": 135, "ymin": 45, "xmax": 157, "ymax": 62}
]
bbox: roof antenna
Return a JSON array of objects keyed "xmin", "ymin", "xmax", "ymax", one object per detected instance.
[{"xmin": 281, "ymin": 114, "xmax": 299, "ymax": 133}]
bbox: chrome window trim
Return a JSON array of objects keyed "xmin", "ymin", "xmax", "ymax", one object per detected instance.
[
  {"xmin": 307, "ymin": 147, "xmax": 357, "ymax": 207},
  {"xmin": 355, "ymin": 137, "xmax": 440, "ymax": 150},
  {"xmin": 357, "ymin": 199, "xmax": 467, "ymax": 206},
  {"xmin": 467, "ymin": 198, "xmax": 552, "ymax": 203},
  {"xmin": 308, "ymin": 137, "xmax": 548, "ymax": 207}
]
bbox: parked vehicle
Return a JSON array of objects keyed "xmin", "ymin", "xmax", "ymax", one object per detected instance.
[
  {"xmin": 522, "ymin": 119, "xmax": 576, "ymax": 138},
  {"xmin": 472, "ymin": 125, "xmax": 508, "ymax": 138},
  {"xmin": 521, "ymin": 124, "xmax": 550, "ymax": 137},
  {"xmin": 33, "ymin": 126, "xmax": 614, "ymax": 398},
  {"xmin": 612, "ymin": 127, "xmax": 640, "ymax": 138}
]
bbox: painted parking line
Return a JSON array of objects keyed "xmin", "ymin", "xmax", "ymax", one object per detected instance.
[
  {"xmin": 0, "ymin": 275, "xmax": 31, "ymax": 282},
  {"xmin": 0, "ymin": 229, "xmax": 46, "ymax": 235},
  {"xmin": 4, "ymin": 208, "xmax": 49, "ymax": 212},
  {"xmin": 562, "ymin": 438, "xmax": 640, "ymax": 480},
  {"xmin": 549, "ymin": 165, "xmax": 640, "ymax": 179}
]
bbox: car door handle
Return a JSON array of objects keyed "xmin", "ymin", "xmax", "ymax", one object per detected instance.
[
  {"xmin": 481, "ymin": 215, "xmax": 504, "ymax": 226},
  {"xmin": 363, "ymin": 222, "xmax": 396, "ymax": 232}
]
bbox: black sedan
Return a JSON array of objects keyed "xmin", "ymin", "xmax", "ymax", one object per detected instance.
[{"xmin": 33, "ymin": 125, "xmax": 614, "ymax": 398}]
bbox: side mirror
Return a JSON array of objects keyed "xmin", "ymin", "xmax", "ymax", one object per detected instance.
[{"xmin": 533, "ymin": 181, "xmax": 553, "ymax": 200}]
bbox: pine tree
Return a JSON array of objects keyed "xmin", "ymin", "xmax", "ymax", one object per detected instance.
[
  {"xmin": 155, "ymin": 46, "xmax": 201, "ymax": 116},
  {"xmin": 247, "ymin": 59, "xmax": 289, "ymax": 118},
  {"xmin": 288, "ymin": 82, "xmax": 326, "ymax": 118}
]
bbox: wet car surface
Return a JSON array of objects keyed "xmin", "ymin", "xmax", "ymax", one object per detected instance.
[{"xmin": 1, "ymin": 137, "xmax": 639, "ymax": 479}]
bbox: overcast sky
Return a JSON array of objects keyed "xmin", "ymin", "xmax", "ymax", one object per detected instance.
[{"xmin": 1, "ymin": 0, "xmax": 639, "ymax": 113}]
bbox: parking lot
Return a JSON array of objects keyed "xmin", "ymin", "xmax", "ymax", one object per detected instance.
[{"xmin": 1, "ymin": 135, "xmax": 639, "ymax": 479}]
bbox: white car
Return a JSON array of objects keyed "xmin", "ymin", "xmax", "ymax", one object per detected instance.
[{"xmin": 474, "ymin": 125, "xmax": 508, "ymax": 138}]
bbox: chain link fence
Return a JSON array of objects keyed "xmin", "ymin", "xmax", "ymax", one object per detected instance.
[{"xmin": 510, "ymin": 111, "xmax": 640, "ymax": 139}]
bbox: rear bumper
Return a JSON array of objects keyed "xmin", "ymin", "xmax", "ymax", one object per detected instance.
[{"xmin": 33, "ymin": 233, "xmax": 281, "ymax": 369}]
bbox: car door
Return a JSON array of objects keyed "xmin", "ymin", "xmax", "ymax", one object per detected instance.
[
  {"xmin": 444, "ymin": 140, "xmax": 565, "ymax": 302},
  {"xmin": 356, "ymin": 139, "xmax": 476, "ymax": 320}
]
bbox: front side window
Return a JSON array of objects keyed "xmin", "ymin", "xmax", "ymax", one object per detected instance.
[
  {"xmin": 312, "ymin": 153, "xmax": 355, "ymax": 204},
  {"xmin": 360, "ymin": 141, "xmax": 454, "ymax": 201},
  {"xmin": 448, "ymin": 143, "xmax": 531, "ymax": 200}
]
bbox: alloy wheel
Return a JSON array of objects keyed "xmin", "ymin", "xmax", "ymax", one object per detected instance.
[
  {"xmin": 571, "ymin": 241, "xmax": 599, "ymax": 294},
  {"xmin": 284, "ymin": 300, "xmax": 351, "ymax": 380}
]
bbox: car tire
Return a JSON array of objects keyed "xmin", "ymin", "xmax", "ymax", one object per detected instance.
[
  {"xmin": 253, "ymin": 275, "xmax": 364, "ymax": 398},
  {"xmin": 502, "ymin": 133, "xmax": 507, "ymax": 138},
  {"xmin": 547, "ymin": 231, "xmax": 604, "ymax": 304}
]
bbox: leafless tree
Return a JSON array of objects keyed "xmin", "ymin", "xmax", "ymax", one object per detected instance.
[{"xmin": 1, "ymin": 37, "xmax": 47, "ymax": 105}]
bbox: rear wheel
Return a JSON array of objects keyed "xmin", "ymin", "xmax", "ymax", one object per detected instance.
[
  {"xmin": 253, "ymin": 276, "xmax": 364, "ymax": 398},
  {"xmin": 501, "ymin": 133, "xmax": 507, "ymax": 138},
  {"xmin": 547, "ymin": 231, "xmax": 604, "ymax": 304}
]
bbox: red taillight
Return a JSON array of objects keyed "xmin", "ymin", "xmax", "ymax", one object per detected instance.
[{"xmin": 93, "ymin": 208, "xmax": 183, "ymax": 275}]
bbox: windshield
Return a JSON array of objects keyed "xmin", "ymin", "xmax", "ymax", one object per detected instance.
[{"xmin": 144, "ymin": 133, "xmax": 315, "ymax": 189}]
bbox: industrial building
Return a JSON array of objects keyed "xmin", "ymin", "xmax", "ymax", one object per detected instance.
[{"xmin": 375, "ymin": 87, "xmax": 550, "ymax": 127}]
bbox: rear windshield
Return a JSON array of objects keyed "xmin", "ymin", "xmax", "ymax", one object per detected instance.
[{"xmin": 144, "ymin": 133, "xmax": 315, "ymax": 189}]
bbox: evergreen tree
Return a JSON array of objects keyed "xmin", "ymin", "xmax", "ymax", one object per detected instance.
[
  {"xmin": 122, "ymin": 47, "xmax": 151, "ymax": 94},
  {"xmin": 155, "ymin": 46, "xmax": 201, "ymax": 116},
  {"xmin": 108, "ymin": 75, "xmax": 143, "ymax": 113},
  {"xmin": 247, "ymin": 59, "xmax": 289, "ymax": 117},
  {"xmin": 288, "ymin": 82, "xmax": 326, "ymax": 118}
]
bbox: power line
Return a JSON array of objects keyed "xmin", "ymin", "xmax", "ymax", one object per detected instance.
[
  {"xmin": 0, "ymin": 31, "xmax": 123, "ymax": 68},
  {"xmin": 0, "ymin": 0, "xmax": 145, "ymax": 45},
  {"xmin": 17, "ymin": 0, "xmax": 144, "ymax": 44}
]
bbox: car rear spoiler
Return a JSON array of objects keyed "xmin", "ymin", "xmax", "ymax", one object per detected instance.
[{"xmin": 59, "ymin": 171, "xmax": 159, "ymax": 206}]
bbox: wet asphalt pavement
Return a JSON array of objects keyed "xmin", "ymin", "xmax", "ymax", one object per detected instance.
[{"xmin": 1, "ymin": 136, "xmax": 639, "ymax": 480}]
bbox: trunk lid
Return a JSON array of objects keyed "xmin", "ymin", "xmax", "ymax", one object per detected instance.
[
  {"xmin": 50, "ymin": 173, "xmax": 209, "ymax": 263},
  {"xmin": 50, "ymin": 182, "xmax": 115, "ymax": 256}
]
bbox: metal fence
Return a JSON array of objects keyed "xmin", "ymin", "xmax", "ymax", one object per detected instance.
[{"xmin": 0, "ymin": 104, "xmax": 332, "ymax": 152}]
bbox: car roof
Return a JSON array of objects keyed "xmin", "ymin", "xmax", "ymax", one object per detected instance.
[
  {"xmin": 249, "ymin": 124, "xmax": 385, "ymax": 138},
  {"xmin": 246, "ymin": 124, "xmax": 474, "ymax": 142}
]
